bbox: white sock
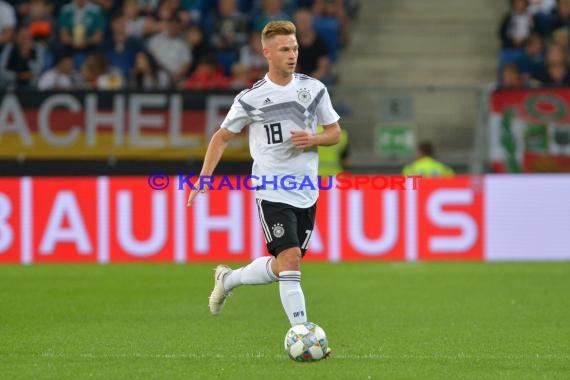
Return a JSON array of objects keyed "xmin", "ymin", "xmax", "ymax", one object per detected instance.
[
  {"xmin": 279, "ymin": 271, "xmax": 307, "ymax": 326},
  {"xmin": 223, "ymin": 256, "xmax": 278, "ymax": 291}
]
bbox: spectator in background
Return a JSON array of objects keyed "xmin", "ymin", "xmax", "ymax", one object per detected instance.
[
  {"xmin": 527, "ymin": 0, "xmax": 556, "ymax": 35},
  {"xmin": 499, "ymin": 0, "xmax": 534, "ymax": 48},
  {"xmin": 252, "ymin": 0, "xmax": 290, "ymax": 31},
  {"xmin": 533, "ymin": 44, "xmax": 568, "ymax": 81},
  {"xmin": 147, "ymin": 14, "xmax": 192, "ymax": 84},
  {"xmin": 0, "ymin": 1, "xmax": 16, "ymax": 54},
  {"xmin": 551, "ymin": 27, "xmax": 570, "ymax": 53},
  {"xmin": 295, "ymin": 8, "xmax": 332, "ymax": 83},
  {"xmin": 141, "ymin": 0, "xmax": 202, "ymax": 23},
  {"xmin": 37, "ymin": 52, "xmax": 82, "ymax": 90},
  {"xmin": 15, "ymin": 0, "xmax": 32, "ymax": 20},
  {"xmin": 128, "ymin": 50, "xmax": 171, "ymax": 89},
  {"xmin": 14, "ymin": 0, "xmax": 63, "ymax": 16},
  {"xmin": 516, "ymin": 32, "xmax": 545, "ymax": 78},
  {"xmin": 91, "ymin": 0, "xmax": 113, "ymax": 12},
  {"xmin": 29, "ymin": 0, "xmax": 67, "ymax": 21},
  {"xmin": 238, "ymin": 31, "xmax": 267, "ymax": 81},
  {"xmin": 208, "ymin": 0, "xmax": 249, "ymax": 53},
  {"xmin": 541, "ymin": 61, "xmax": 570, "ymax": 85},
  {"xmin": 229, "ymin": 62, "xmax": 253, "ymax": 89},
  {"xmin": 544, "ymin": 43, "xmax": 568, "ymax": 65},
  {"xmin": 528, "ymin": 0, "xmax": 557, "ymax": 14},
  {"xmin": 0, "ymin": 27, "xmax": 45, "ymax": 88},
  {"xmin": 206, "ymin": 0, "xmax": 250, "ymax": 75},
  {"xmin": 123, "ymin": 0, "xmax": 162, "ymax": 40},
  {"xmin": 403, "ymin": 141, "xmax": 454, "ymax": 177},
  {"xmin": 499, "ymin": 62, "xmax": 527, "ymax": 88},
  {"xmin": 297, "ymin": 0, "xmax": 316, "ymax": 9},
  {"xmin": 58, "ymin": 0, "xmax": 105, "ymax": 64},
  {"xmin": 185, "ymin": 0, "xmax": 207, "ymax": 25},
  {"xmin": 312, "ymin": 0, "xmax": 349, "ymax": 47},
  {"xmin": 21, "ymin": 0, "xmax": 54, "ymax": 43},
  {"xmin": 79, "ymin": 51, "xmax": 124, "ymax": 89},
  {"xmin": 154, "ymin": 0, "xmax": 192, "ymax": 27},
  {"xmin": 99, "ymin": 12, "xmax": 143, "ymax": 79},
  {"xmin": 248, "ymin": 0, "xmax": 298, "ymax": 16},
  {"xmin": 548, "ymin": 0, "xmax": 570, "ymax": 32},
  {"xmin": 182, "ymin": 55, "xmax": 230, "ymax": 90},
  {"xmin": 184, "ymin": 23, "xmax": 213, "ymax": 74},
  {"xmin": 138, "ymin": 0, "xmax": 160, "ymax": 17}
]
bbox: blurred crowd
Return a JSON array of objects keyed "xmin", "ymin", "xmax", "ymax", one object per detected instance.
[
  {"xmin": 0, "ymin": 0, "xmax": 360, "ymax": 91},
  {"xmin": 498, "ymin": 0, "xmax": 570, "ymax": 88}
]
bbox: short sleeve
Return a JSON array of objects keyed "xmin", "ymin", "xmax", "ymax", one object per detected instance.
[
  {"xmin": 220, "ymin": 94, "xmax": 252, "ymax": 133},
  {"xmin": 316, "ymin": 86, "xmax": 340, "ymax": 126}
]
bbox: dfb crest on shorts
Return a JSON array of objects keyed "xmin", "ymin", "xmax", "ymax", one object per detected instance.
[{"xmin": 272, "ymin": 223, "xmax": 285, "ymax": 238}]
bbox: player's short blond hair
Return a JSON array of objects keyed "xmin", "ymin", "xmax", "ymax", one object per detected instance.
[{"xmin": 261, "ymin": 21, "xmax": 296, "ymax": 46}]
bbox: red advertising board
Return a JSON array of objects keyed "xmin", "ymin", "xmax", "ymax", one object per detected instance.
[
  {"xmin": 0, "ymin": 178, "xmax": 20, "ymax": 263},
  {"xmin": 417, "ymin": 176, "xmax": 484, "ymax": 261},
  {"xmin": 339, "ymin": 184, "xmax": 407, "ymax": 261},
  {"xmin": 32, "ymin": 177, "xmax": 99, "ymax": 263},
  {"xmin": 107, "ymin": 178, "xmax": 177, "ymax": 262},
  {"xmin": 1, "ymin": 175, "xmax": 569, "ymax": 263}
]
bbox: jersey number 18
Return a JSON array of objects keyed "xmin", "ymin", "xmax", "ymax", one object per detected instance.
[{"xmin": 263, "ymin": 122, "xmax": 283, "ymax": 144}]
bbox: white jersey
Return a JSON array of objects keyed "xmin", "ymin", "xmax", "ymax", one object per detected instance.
[{"xmin": 221, "ymin": 73, "xmax": 340, "ymax": 208}]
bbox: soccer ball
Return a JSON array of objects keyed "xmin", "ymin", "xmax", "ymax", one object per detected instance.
[{"xmin": 284, "ymin": 321, "xmax": 328, "ymax": 362}]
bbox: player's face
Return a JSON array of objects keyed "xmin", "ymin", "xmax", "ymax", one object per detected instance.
[{"xmin": 264, "ymin": 34, "xmax": 299, "ymax": 76}]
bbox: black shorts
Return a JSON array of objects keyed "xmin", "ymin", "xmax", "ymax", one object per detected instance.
[{"xmin": 255, "ymin": 199, "xmax": 316, "ymax": 257}]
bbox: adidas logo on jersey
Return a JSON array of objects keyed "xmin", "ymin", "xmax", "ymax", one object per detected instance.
[{"xmin": 263, "ymin": 98, "xmax": 272, "ymax": 105}]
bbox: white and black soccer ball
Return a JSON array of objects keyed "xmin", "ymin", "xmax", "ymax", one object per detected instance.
[{"xmin": 284, "ymin": 322, "xmax": 328, "ymax": 362}]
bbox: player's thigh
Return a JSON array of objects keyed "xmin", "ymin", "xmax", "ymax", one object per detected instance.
[
  {"xmin": 295, "ymin": 203, "xmax": 317, "ymax": 255},
  {"xmin": 256, "ymin": 199, "xmax": 300, "ymax": 256}
]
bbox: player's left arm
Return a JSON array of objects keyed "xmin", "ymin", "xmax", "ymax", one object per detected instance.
[{"xmin": 290, "ymin": 122, "xmax": 341, "ymax": 149}]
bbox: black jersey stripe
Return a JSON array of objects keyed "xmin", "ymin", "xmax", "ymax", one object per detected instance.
[
  {"xmin": 237, "ymin": 79, "xmax": 267, "ymax": 100},
  {"xmin": 294, "ymin": 73, "xmax": 316, "ymax": 81}
]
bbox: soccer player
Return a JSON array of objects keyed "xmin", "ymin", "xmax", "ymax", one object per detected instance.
[{"xmin": 187, "ymin": 21, "xmax": 341, "ymax": 332}]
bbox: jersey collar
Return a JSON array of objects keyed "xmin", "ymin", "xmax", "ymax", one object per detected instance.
[{"xmin": 264, "ymin": 73, "xmax": 296, "ymax": 89}]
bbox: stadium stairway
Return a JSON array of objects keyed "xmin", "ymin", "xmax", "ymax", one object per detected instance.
[{"xmin": 332, "ymin": 0, "xmax": 509, "ymax": 173}]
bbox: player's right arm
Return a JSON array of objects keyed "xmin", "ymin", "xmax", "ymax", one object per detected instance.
[
  {"xmin": 187, "ymin": 90, "xmax": 251, "ymax": 207},
  {"xmin": 187, "ymin": 128, "xmax": 237, "ymax": 207}
]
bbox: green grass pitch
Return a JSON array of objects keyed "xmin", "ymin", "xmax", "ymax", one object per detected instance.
[{"xmin": 1, "ymin": 262, "xmax": 569, "ymax": 379}]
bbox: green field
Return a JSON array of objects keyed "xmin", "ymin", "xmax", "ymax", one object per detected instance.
[{"xmin": 1, "ymin": 263, "xmax": 569, "ymax": 379}]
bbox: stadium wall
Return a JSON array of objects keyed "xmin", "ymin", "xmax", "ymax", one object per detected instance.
[{"xmin": 1, "ymin": 175, "xmax": 569, "ymax": 263}]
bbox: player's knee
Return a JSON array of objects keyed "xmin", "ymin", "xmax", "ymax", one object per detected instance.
[{"xmin": 277, "ymin": 248, "xmax": 302, "ymax": 271}]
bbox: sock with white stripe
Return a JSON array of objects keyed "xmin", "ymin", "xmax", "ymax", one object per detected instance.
[
  {"xmin": 223, "ymin": 256, "xmax": 278, "ymax": 291},
  {"xmin": 279, "ymin": 271, "xmax": 307, "ymax": 326}
]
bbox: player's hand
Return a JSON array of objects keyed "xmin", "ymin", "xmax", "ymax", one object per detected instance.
[
  {"xmin": 186, "ymin": 182, "xmax": 207, "ymax": 207},
  {"xmin": 290, "ymin": 131, "xmax": 316, "ymax": 149}
]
